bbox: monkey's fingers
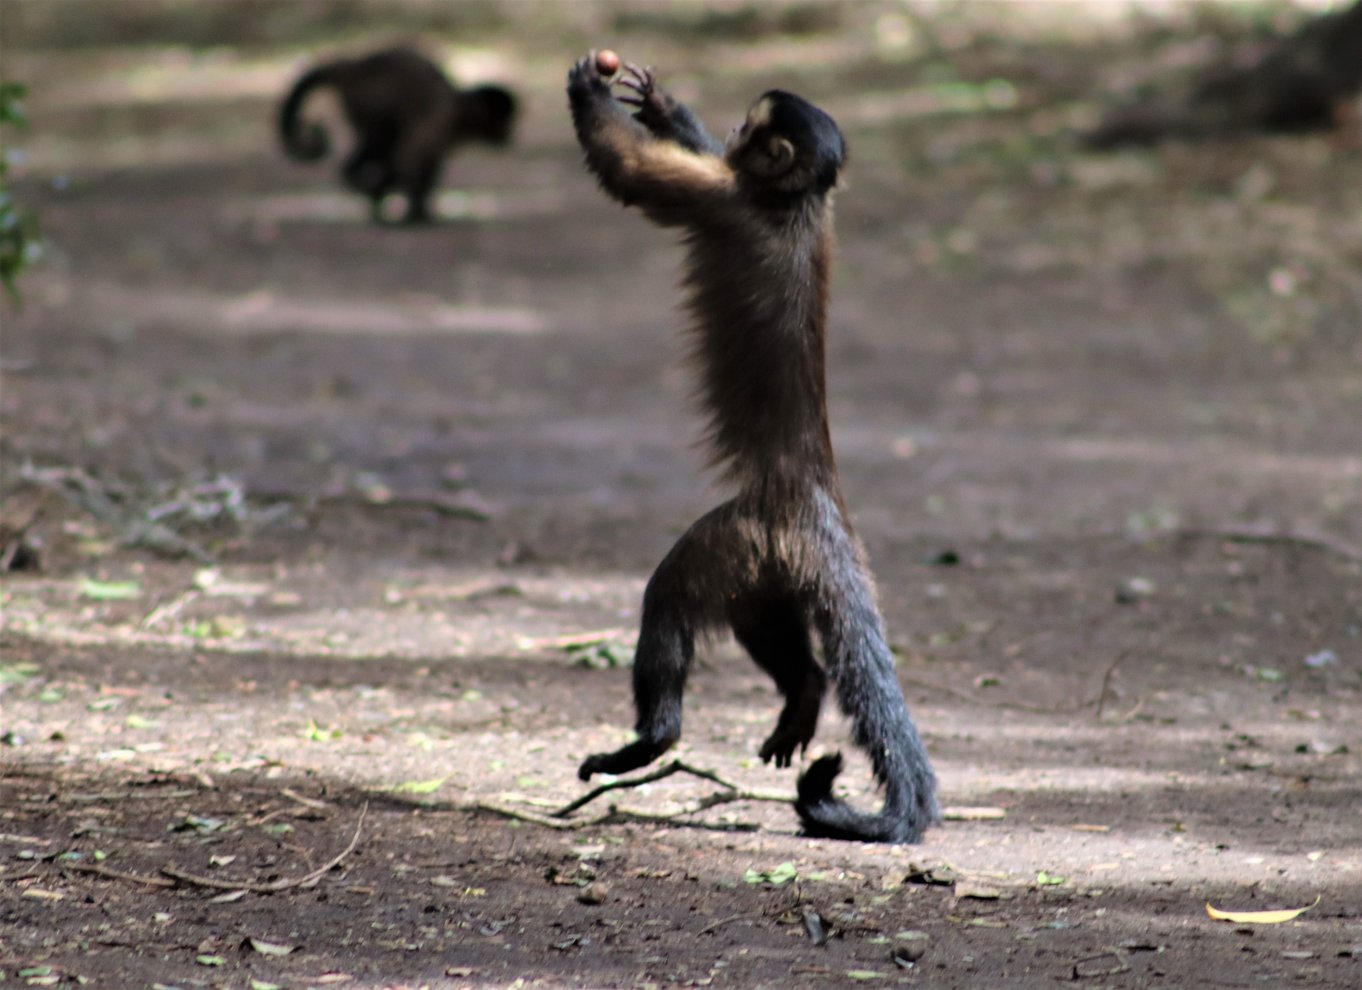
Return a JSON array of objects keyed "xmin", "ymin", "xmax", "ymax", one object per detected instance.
[
  {"xmin": 614, "ymin": 81, "xmax": 648, "ymax": 104},
  {"xmin": 621, "ymin": 62, "xmax": 655, "ymax": 93}
]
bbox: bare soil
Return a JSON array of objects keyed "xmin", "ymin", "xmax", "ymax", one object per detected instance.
[{"xmin": 3, "ymin": 4, "xmax": 1361, "ymax": 988}]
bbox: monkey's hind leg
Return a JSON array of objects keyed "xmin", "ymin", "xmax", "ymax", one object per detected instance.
[
  {"xmin": 393, "ymin": 124, "xmax": 446, "ymax": 224},
  {"xmin": 578, "ymin": 503, "xmax": 748, "ymax": 781},
  {"xmin": 342, "ymin": 142, "xmax": 395, "ymax": 221},
  {"xmin": 399, "ymin": 157, "xmax": 442, "ymax": 224},
  {"xmin": 730, "ymin": 595, "xmax": 825, "ymax": 769}
]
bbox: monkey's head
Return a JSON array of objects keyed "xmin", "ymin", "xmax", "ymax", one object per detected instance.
[
  {"xmin": 460, "ymin": 85, "xmax": 519, "ymax": 145},
  {"xmin": 726, "ymin": 90, "xmax": 845, "ymax": 200}
]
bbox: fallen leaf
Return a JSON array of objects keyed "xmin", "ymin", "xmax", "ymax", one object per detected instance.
[
  {"xmin": 893, "ymin": 930, "xmax": 929, "ymax": 965},
  {"xmin": 956, "ymin": 881, "xmax": 1007, "ymax": 900},
  {"xmin": 802, "ymin": 907, "xmax": 827, "ymax": 946},
  {"xmin": 904, "ymin": 865, "xmax": 956, "ymax": 886},
  {"xmin": 1206, "ymin": 896, "xmax": 1319, "ymax": 924},
  {"xmin": 21, "ymin": 888, "xmax": 65, "ymax": 901},
  {"xmin": 248, "ymin": 937, "xmax": 296, "ymax": 957},
  {"xmin": 942, "ymin": 806, "xmax": 1006, "ymax": 821}
]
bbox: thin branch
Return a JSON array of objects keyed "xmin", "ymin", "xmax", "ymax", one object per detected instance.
[
  {"xmin": 471, "ymin": 800, "xmax": 761, "ymax": 834},
  {"xmin": 62, "ymin": 861, "xmax": 177, "ymax": 887},
  {"xmin": 1182, "ymin": 525, "xmax": 1362, "ymax": 564},
  {"xmin": 280, "ymin": 788, "xmax": 332, "ymax": 811},
  {"xmin": 473, "ymin": 763, "xmax": 789, "ymax": 835},
  {"xmin": 698, "ymin": 913, "xmax": 748, "ymax": 935},
  {"xmin": 141, "ymin": 589, "xmax": 200, "ymax": 630},
  {"xmin": 902, "ymin": 675, "xmax": 1099, "ymax": 715},
  {"xmin": 552, "ymin": 760, "xmax": 742, "ymax": 819},
  {"xmin": 472, "ymin": 802, "xmax": 586, "ymax": 830},
  {"xmin": 1093, "ymin": 650, "xmax": 1130, "ymax": 720},
  {"xmin": 161, "ymin": 802, "xmax": 367, "ymax": 894}
]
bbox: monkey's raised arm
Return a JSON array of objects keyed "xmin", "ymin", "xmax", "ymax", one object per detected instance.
[{"xmin": 567, "ymin": 55, "xmax": 734, "ymax": 226}]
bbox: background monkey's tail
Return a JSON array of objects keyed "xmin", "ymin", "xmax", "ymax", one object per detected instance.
[
  {"xmin": 278, "ymin": 64, "xmax": 338, "ymax": 161},
  {"xmin": 795, "ymin": 562, "xmax": 939, "ymax": 843}
]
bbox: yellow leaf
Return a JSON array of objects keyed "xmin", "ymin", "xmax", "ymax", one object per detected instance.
[{"xmin": 1205, "ymin": 895, "xmax": 1319, "ymax": 924}]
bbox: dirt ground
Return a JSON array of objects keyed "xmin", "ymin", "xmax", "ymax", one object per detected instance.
[{"xmin": 3, "ymin": 3, "xmax": 1361, "ymax": 988}]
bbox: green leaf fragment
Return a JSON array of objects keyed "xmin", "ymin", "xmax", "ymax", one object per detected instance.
[
  {"xmin": 744, "ymin": 861, "xmax": 798, "ymax": 886},
  {"xmin": 79, "ymin": 578, "xmax": 142, "ymax": 600},
  {"xmin": 0, "ymin": 662, "xmax": 40, "ymax": 685}
]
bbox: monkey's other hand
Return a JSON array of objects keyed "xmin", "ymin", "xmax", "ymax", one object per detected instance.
[{"xmin": 616, "ymin": 62, "xmax": 676, "ymax": 131}]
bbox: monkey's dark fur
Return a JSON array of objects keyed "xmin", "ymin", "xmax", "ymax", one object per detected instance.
[
  {"xmin": 567, "ymin": 55, "xmax": 939, "ymax": 843},
  {"xmin": 279, "ymin": 48, "xmax": 516, "ymax": 223},
  {"xmin": 1086, "ymin": 0, "xmax": 1362, "ymax": 148}
]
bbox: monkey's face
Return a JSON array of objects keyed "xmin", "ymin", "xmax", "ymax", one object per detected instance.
[{"xmin": 726, "ymin": 91, "xmax": 845, "ymax": 196}]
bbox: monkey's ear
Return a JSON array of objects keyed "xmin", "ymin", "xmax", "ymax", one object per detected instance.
[
  {"xmin": 764, "ymin": 136, "xmax": 795, "ymax": 170},
  {"xmin": 738, "ymin": 133, "xmax": 795, "ymax": 179}
]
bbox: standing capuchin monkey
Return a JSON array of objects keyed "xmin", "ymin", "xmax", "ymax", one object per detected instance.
[
  {"xmin": 567, "ymin": 51, "xmax": 939, "ymax": 843},
  {"xmin": 279, "ymin": 48, "xmax": 517, "ymax": 224}
]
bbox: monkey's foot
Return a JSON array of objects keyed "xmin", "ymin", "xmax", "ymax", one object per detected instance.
[
  {"xmin": 759, "ymin": 732, "xmax": 806, "ymax": 769},
  {"xmin": 578, "ymin": 736, "xmax": 676, "ymax": 780},
  {"xmin": 758, "ymin": 686, "xmax": 822, "ymax": 768},
  {"xmin": 759, "ymin": 719, "xmax": 819, "ymax": 768}
]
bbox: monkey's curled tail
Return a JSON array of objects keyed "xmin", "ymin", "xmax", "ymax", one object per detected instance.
[
  {"xmin": 279, "ymin": 65, "xmax": 337, "ymax": 161},
  {"xmin": 796, "ymin": 570, "xmax": 939, "ymax": 843}
]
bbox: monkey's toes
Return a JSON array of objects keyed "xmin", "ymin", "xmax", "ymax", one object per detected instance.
[
  {"xmin": 759, "ymin": 736, "xmax": 797, "ymax": 769},
  {"xmin": 578, "ymin": 755, "xmax": 605, "ymax": 780}
]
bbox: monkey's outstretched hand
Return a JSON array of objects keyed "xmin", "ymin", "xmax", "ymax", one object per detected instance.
[
  {"xmin": 567, "ymin": 51, "xmax": 615, "ymax": 96},
  {"xmin": 568, "ymin": 51, "xmax": 667, "ymax": 121},
  {"xmin": 570, "ymin": 51, "xmax": 723, "ymax": 157}
]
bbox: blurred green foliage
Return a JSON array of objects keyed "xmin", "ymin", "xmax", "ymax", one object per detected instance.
[{"xmin": 0, "ymin": 79, "xmax": 41, "ymax": 302}]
